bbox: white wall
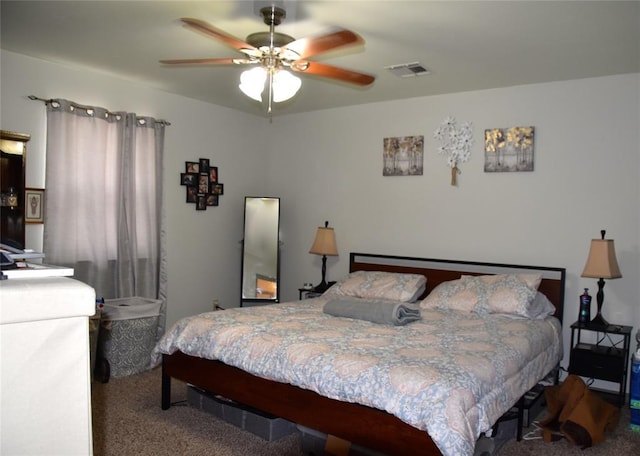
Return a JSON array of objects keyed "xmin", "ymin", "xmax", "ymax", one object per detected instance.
[
  {"xmin": 267, "ymin": 74, "xmax": 640, "ymax": 390},
  {"xmin": 0, "ymin": 50, "xmax": 269, "ymax": 327},
  {"xmin": 2, "ymin": 50, "xmax": 639, "ymax": 390}
]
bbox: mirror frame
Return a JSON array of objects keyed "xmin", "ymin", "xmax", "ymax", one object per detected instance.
[
  {"xmin": 240, "ymin": 196, "xmax": 280, "ymax": 307},
  {"xmin": 1, "ymin": 130, "xmax": 30, "ymax": 247}
]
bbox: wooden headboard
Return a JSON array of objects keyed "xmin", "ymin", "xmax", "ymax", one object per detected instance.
[{"xmin": 349, "ymin": 252, "xmax": 566, "ymax": 323}]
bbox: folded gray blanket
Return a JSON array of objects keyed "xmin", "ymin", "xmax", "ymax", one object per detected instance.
[{"xmin": 323, "ymin": 298, "xmax": 421, "ymax": 326}]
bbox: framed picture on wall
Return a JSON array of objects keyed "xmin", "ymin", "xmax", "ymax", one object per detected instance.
[
  {"xmin": 206, "ymin": 194, "xmax": 219, "ymax": 206},
  {"xmin": 196, "ymin": 195, "xmax": 207, "ymax": 210},
  {"xmin": 209, "ymin": 166, "xmax": 218, "ymax": 183},
  {"xmin": 484, "ymin": 126, "xmax": 535, "ymax": 172},
  {"xmin": 25, "ymin": 188, "xmax": 45, "ymax": 224},
  {"xmin": 211, "ymin": 183, "xmax": 224, "ymax": 195},
  {"xmin": 382, "ymin": 135, "xmax": 424, "ymax": 176},
  {"xmin": 198, "ymin": 174, "xmax": 209, "ymax": 194},
  {"xmin": 180, "ymin": 158, "xmax": 223, "ymax": 211},
  {"xmin": 180, "ymin": 173, "xmax": 197, "ymax": 186},
  {"xmin": 186, "ymin": 186, "xmax": 197, "ymax": 203},
  {"xmin": 185, "ymin": 161, "xmax": 200, "ymax": 174}
]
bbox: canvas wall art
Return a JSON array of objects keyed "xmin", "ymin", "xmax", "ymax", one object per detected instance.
[
  {"xmin": 383, "ymin": 136, "xmax": 424, "ymax": 176},
  {"xmin": 484, "ymin": 126, "xmax": 535, "ymax": 172}
]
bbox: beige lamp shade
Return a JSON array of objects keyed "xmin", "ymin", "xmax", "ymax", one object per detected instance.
[
  {"xmin": 309, "ymin": 227, "xmax": 338, "ymax": 256},
  {"xmin": 581, "ymin": 239, "xmax": 622, "ymax": 279}
]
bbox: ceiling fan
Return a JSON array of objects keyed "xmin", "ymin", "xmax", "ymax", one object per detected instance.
[{"xmin": 160, "ymin": 5, "xmax": 375, "ymax": 114}]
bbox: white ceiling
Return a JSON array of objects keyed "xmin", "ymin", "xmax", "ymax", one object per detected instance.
[{"xmin": 1, "ymin": 1, "xmax": 639, "ymax": 117}]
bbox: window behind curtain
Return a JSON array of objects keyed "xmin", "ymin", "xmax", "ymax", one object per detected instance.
[{"xmin": 43, "ymin": 99, "xmax": 167, "ymax": 336}]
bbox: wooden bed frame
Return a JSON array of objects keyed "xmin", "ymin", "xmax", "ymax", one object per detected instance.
[{"xmin": 162, "ymin": 252, "xmax": 566, "ymax": 455}]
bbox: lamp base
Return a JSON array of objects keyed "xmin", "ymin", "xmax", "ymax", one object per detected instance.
[
  {"xmin": 313, "ymin": 281, "xmax": 330, "ymax": 294},
  {"xmin": 590, "ymin": 312, "xmax": 609, "ymax": 328}
]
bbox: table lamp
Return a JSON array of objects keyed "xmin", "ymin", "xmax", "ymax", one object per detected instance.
[
  {"xmin": 581, "ymin": 229, "xmax": 622, "ymax": 327},
  {"xmin": 309, "ymin": 221, "xmax": 338, "ymax": 293}
]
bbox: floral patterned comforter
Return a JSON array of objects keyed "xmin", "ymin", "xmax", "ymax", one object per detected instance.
[{"xmin": 152, "ymin": 296, "xmax": 562, "ymax": 456}]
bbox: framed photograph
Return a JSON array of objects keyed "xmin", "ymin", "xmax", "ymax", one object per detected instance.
[
  {"xmin": 180, "ymin": 173, "xmax": 197, "ymax": 186},
  {"xmin": 199, "ymin": 158, "xmax": 210, "ymax": 173},
  {"xmin": 211, "ymin": 183, "xmax": 224, "ymax": 195},
  {"xmin": 209, "ymin": 166, "xmax": 218, "ymax": 183},
  {"xmin": 186, "ymin": 186, "xmax": 197, "ymax": 203},
  {"xmin": 206, "ymin": 194, "xmax": 219, "ymax": 206},
  {"xmin": 186, "ymin": 161, "xmax": 200, "ymax": 174},
  {"xmin": 196, "ymin": 195, "xmax": 207, "ymax": 210},
  {"xmin": 198, "ymin": 174, "xmax": 209, "ymax": 193},
  {"xmin": 25, "ymin": 188, "xmax": 45, "ymax": 224}
]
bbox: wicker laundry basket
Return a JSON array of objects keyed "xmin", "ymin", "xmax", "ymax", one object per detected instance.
[{"xmin": 97, "ymin": 297, "xmax": 161, "ymax": 378}]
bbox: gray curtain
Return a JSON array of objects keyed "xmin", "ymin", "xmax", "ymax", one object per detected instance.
[{"xmin": 43, "ymin": 98, "xmax": 168, "ymax": 337}]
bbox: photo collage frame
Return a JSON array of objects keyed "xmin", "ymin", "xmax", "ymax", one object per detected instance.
[{"xmin": 180, "ymin": 158, "xmax": 224, "ymax": 211}]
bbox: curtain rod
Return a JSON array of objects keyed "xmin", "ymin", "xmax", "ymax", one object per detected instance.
[{"xmin": 28, "ymin": 95, "xmax": 171, "ymax": 126}]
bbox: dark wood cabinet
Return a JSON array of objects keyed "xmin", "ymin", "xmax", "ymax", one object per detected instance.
[
  {"xmin": 569, "ymin": 320, "xmax": 632, "ymax": 405},
  {"xmin": 1, "ymin": 130, "xmax": 30, "ymax": 247}
]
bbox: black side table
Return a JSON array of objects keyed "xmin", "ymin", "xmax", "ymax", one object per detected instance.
[
  {"xmin": 298, "ymin": 281, "xmax": 336, "ymax": 300},
  {"xmin": 299, "ymin": 289, "xmax": 323, "ymax": 300},
  {"xmin": 568, "ymin": 321, "xmax": 632, "ymax": 405}
]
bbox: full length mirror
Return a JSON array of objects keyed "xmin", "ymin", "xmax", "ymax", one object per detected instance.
[{"xmin": 241, "ymin": 197, "xmax": 280, "ymax": 306}]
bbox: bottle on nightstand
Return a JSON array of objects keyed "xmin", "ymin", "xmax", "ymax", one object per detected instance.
[{"xmin": 578, "ymin": 288, "xmax": 591, "ymax": 324}]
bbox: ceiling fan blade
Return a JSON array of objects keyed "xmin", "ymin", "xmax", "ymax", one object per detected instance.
[
  {"xmin": 160, "ymin": 58, "xmax": 252, "ymax": 66},
  {"xmin": 180, "ymin": 18, "xmax": 258, "ymax": 55},
  {"xmin": 292, "ymin": 61, "xmax": 375, "ymax": 86},
  {"xmin": 282, "ymin": 29, "xmax": 363, "ymax": 59}
]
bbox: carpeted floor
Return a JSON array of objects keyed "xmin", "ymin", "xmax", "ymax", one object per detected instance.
[
  {"xmin": 91, "ymin": 367, "xmax": 640, "ymax": 456},
  {"xmin": 91, "ymin": 367, "xmax": 302, "ymax": 456},
  {"xmin": 499, "ymin": 402, "xmax": 640, "ymax": 456}
]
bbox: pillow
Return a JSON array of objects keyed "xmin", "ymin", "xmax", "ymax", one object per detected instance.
[
  {"xmin": 324, "ymin": 270, "xmax": 427, "ymax": 302},
  {"xmin": 460, "ymin": 273, "xmax": 542, "ymax": 291},
  {"xmin": 486, "ymin": 293, "xmax": 557, "ymax": 320},
  {"xmin": 419, "ymin": 276, "xmax": 480, "ymax": 313},
  {"xmin": 420, "ymin": 273, "xmax": 542, "ymax": 317},
  {"xmin": 526, "ymin": 292, "xmax": 557, "ymax": 320}
]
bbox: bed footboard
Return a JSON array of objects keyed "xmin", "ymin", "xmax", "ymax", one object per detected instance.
[{"xmin": 162, "ymin": 352, "xmax": 442, "ymax": 456}]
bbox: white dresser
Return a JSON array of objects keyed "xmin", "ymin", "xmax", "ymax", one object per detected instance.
[{"xmin": 0, "ymin": 276, "xmax": 96, "ymax": 455}]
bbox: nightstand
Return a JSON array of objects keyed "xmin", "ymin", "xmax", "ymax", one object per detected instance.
[
  {"xmin": 298, "ymin": 281, "xmax": 336, "ymax": 300},
  {"xmin": 568, "ymin": 321, "xmax": 632, "ymax": 405},
  {"xmin": 299, "ymin": 289, "xmax": 323, "ymax": 300}
]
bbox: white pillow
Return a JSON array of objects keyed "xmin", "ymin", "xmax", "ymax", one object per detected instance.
[
  {"xmin": 324, "ymin": 270, "xmax": 427, "ymax": 302},
  {"xmin": 526, "ymin": 292, "xmax": 556, "ymax": 320},
  {"xmin": 420, "ymin": 273, "xmax": 542, "ymax": 318}
]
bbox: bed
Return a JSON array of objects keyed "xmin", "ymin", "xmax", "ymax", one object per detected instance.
[{"xmin": 155, "ymin": 252, "xmax": 565, "ymax": 456}]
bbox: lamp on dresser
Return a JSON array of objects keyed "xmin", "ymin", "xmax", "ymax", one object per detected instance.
[
  {"xmin": 581, "ymin": 229, "xmax": 622, "ymax": 327},
  {"xmin": 309, "ymin": 221, "xmax": 338, "ymax": 293}
]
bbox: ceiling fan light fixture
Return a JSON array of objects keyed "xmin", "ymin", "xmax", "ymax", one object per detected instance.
[
  {"xmin": 239, "ymin": 67, "xmax": 301, "ymax": 103},
  {"xmin": 272, "ymin": 70, "xmax": 301, "ymax": 102},
  {"xmin": 239, "ymin": 67, "xmax": 267, "ymax": 101},
  {"xmin": 165, "ymin": 6, "xmax": 372, "ymax": 114}
]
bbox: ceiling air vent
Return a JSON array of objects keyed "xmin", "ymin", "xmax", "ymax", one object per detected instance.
[{"xmin": 385, "ymin": 62, "xmax": 430, "ymax": 78}]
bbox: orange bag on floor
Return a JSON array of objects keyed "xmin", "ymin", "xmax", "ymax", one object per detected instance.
[{"xmin": 539, "ymin": 374, "xmax": 619, "ymax": 448}]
